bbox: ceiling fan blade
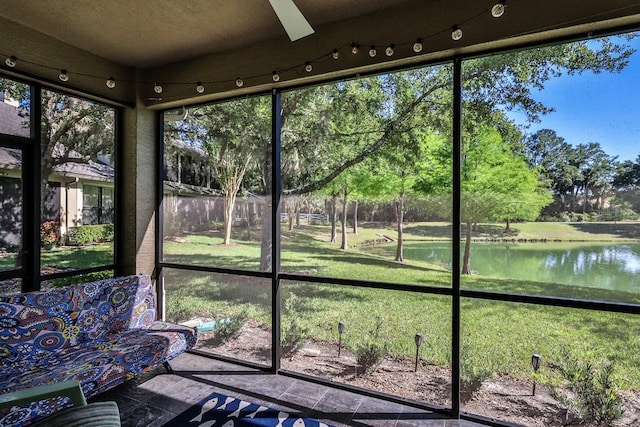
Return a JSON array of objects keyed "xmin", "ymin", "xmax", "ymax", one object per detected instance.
[{"xmin": 268, "ymin": 0, "xmax": 314, "ymax": 41}]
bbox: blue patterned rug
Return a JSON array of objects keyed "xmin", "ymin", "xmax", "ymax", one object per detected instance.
[{"xmin": 162, "ymin": 391, "xmax": 334, "ymax": 426}]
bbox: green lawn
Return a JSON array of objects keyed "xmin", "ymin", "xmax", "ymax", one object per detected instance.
[
  {"xmin": 163, "ymin": 221, "xmax": 640, "ymax": 390},
  {"xmin": 0, "ymin": 244, "xmax": 113, "ymax": 271}
]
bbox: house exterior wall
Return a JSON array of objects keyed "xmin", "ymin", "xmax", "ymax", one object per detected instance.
[
  {"xmin": 60, "ymin": 180, "xmax": 81, "ymax": 237},
  {"xmin": 0, "ymin": 169, "xmax": 115, "ymax": 247}
]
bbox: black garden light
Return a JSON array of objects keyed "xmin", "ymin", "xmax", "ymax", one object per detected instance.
[
  {"xmin": 414, "ymin": 333, "xmax": 423, "ymax": 372},
  {"xmin": 531, "ymin": 353, "xmax": 542, "ymax": 396},
  {"xmin": 338, "ymin": 321, "xmax": 345, "ymax": 357}
]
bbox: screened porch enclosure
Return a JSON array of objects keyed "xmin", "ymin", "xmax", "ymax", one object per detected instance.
[
  {"xmin": 158, "ymin": 29, "xmax": 640, "ymax": 426},
  {"xmin": 2, "ymin": 2, "xmax": 640, "ymax": 425}
]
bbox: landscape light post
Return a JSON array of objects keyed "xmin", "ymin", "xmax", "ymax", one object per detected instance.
[
  {"xmin": 531, "ymin": 353, "xmax": 542, "ymax": 396},
  {"xmin": 414, "ymin": 334, "xmax": 423, "ymax": 372},
  {"xmin": 338, "ymin": 321, "xmax": 345, "ymax": 357}
]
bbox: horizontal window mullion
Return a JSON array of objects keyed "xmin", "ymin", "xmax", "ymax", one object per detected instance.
[{"xmin": 461, "ymin": 289, "xmax": 640, "ymax": 315}]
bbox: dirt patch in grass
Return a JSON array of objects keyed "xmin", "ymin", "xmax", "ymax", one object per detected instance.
[{"xmin": 193, "ymin": 322, "xmax": 640, "ymax": 427}]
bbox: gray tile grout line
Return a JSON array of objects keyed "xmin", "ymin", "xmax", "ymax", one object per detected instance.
[
  {"xmin": 311, "ymin": 388, "xmax": 363, "ymax": 426},
  {"xmin": 310, "ymin": 387, "xmax": 331, "ymax": 420},
  {"xmin": 348, "ymin": 395, "xmax": 365, "ymax": 426},
  {"xmin": 269, "ymin": 378, "xmax": 298, "ymax": 409}
]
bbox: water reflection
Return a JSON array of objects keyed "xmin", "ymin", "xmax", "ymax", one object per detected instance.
[{"xmin": 403, "ymin": 242, "xmax": 640, "ymax": 292}]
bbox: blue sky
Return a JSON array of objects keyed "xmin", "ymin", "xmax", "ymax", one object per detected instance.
[{"xmin": 511, "ymin": 35, "xmax": 640, "ymax": 162}]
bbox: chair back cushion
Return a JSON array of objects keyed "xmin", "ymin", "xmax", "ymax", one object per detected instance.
[{"xmin": 0, "ymin": 275, "xmax": 155, "ymax": 368}]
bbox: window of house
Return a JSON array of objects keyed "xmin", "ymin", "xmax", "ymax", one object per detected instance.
[
  {"xmin": 82, "ymin": 185, "xmax": 114, "ymax": 225},
  {"xmin": 1, "ymin": 78, "xmax": 118, "ymax": 292},
  {"xmin": 158, "ymin": 30, "xmax": 640, "ymax": 426},
  {"xmin": 161, "ymin": 95, "xmax": 274, "ymax": 366},
  {"xmin": 38, "ymin": 89, "xmax": 117, "ymax": 284},
  {"xmin": 161, "ymin": 96, "xmax": 272, "ymax": 272},
  {"xmin": 457, "ymin": 32, "xmax": 640, "ymax": 424}
]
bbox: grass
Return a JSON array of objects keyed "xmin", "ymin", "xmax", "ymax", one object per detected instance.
[
  {"xmin": 493, "ymin": 221, "xmax": 640, "ymax": 241},
  {"xmin": 163, "ymin": 221, "xmax": 640, "ymax": 390},
  {"xmin": 0, "ymin": 243, "xmax": 113, "ymax": 271},
  {"xmin": 7, "ymin": 221, "xmax": 638, "ymax": 388},
  {"xmin": 401, "ymin": 221, "xmax": 640, "ymax": 242},
  {"xmin": 8, "ymin": 223, "xmax": 636, "ymax": 389}
]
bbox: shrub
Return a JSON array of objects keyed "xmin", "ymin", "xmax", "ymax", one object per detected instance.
[
  {"xmin": 459, "ymin": 340, "xmax": 492, "ymax": 404},
  {"xmin": 40, "ymin": 221, "xmax": 60, "ymax": 246},
  {"xmin": 209, "ymin": 221, "xmax": 224, "ymax": 231},
  {"xmin": 215, "ymin": 310, "xmax": 248, "ymax": 343},
  {"xmin": 460, "ymin": 361, "xmax": 491, "ymax": 404},
  {"xmin": 66, "ymin": 224, "xmax": 114, "ymax": 245},
  {"xmin": 281, "ymin": 293, "xmax": 308, "ymax": 355},
  {"xmin": 0, "ymin": 243, "xmax": 20, "ymax": 254},
  {"xmin": 539, "ymin": 215, "xmax": 564, "ymax": 223},
  {"xmin": 167, "ymin": 304, "xmax": 196, "ymax": 324},
  {"xmin": 352, "ymin": 317, "xmax": 388, "ymax": 375},
  {"xmin": 558, "ymin": 212, "xmax": 572, "ymax": 222},
  {"xmin": 48, "ymin": 271, "xmax": 114, "ymax": 288},
  {"xmin": 547, "ymin": 347, "xmax": 624, "ymax": 427}
]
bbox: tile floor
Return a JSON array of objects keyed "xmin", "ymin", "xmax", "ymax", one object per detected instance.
[{"xmin": 90, "ymin": 352, "xmax": 485, "ymax": 427}]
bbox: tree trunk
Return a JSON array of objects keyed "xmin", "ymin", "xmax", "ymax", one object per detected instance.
[
  {"xmin": 245, "ymin": 207, "xmax": 251, "ymax": 241},
  {"xmin": 259, "ymin": 142, "xmax": 273, "ymax": 272},
  {"xmin": 259, "ymin": 198, "xmax": 272, "ymax": 272},
  {"xmin": 288, "ymin": 205, "xmax": 294, "ymax": 231},
  {"xmin": 395, "ymin": 197, "xmax": 404, "ymax": 262},
  {"xmin": 583, "ymin": 185, "xmax": 588, "ymax": 214},
  {"xmin": 505, "ymin": 218, "xmax": 511, "ymax": 232},
  {"xmin": 223, "ymin": 191, "xmax": 237, "ymax": 245},
  {"xmin": 353, "ymin": 200, "xmax": 359, "ymax": 235},
  {"xmin": 340, "ymin": 190, "xmax": 348, "ymax": 250},
  {"xmin": 462, "ymin": 220, "xmax": 473, "ymax": 275},
  {"xmin": 177, "ymin": 154, "xmax": 182, "ymax": 184},
  {"xmin": 293, "ymin": 197, "xmax": 300, "ymax": 228},
  {"xmin": 330, "ymin": 194, "xmax": 337, "ymax": 243}
]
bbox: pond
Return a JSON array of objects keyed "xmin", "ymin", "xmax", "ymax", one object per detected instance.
[{"xmin": 401, "ymin": 241, "xmax": 640, "ymax": 293}]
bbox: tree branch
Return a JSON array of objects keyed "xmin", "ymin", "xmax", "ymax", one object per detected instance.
[{"xmin": 283, "ymin": 82, "xmax": 448, "ymax": 195}]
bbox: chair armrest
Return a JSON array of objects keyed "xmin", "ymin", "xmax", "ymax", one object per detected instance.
[{"xmin": 0, "ymin": 380, "xmax": 87, "ymax": 410}]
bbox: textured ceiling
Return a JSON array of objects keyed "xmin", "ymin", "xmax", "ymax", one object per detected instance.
[{"xmin": 0, "ymin": 0, "xmax": 413, "ymax": 68}]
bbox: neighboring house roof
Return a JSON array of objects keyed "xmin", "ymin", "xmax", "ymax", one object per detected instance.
[
  {"xmin": 0, "ymin": 100, "xmax": 114, "ymax": 183},
  {"xmin": 1, "ymin": 104, "xmax": 206, "ymax": 186},
  {"xmin": 54, "ymin": 158, "xmax": 114, "ymax": 182},
  {"xmin": 0, "ymin": 147, "xmax": 21, "ymax": 169},
  {"xmin": 0, "ymin": 101, "xmax": 29, "ymax": 137},
  {"xmin": 0, "ymin": 146, "xmax": 115, "ymax": 182}
]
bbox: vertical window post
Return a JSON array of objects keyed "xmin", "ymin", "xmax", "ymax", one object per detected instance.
[
  {"xmin": 452, "ymin": 56, "xmax": 462, "ymax": 417},
  {"xmin": 271, "ymin": 89, "xmax": 282, "ymax": 372}
]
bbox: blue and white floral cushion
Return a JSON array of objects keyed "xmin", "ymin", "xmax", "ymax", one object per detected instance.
[{"xmin": 0, "ymin": 275, "xmax": 197, "ymax": 427}]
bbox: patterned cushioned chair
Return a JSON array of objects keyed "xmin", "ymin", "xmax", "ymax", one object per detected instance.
[{"xmin": 0, "ymin": 275, "xmax": 196, "ymax": 426}]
